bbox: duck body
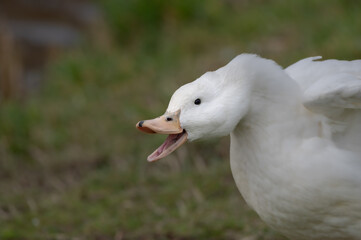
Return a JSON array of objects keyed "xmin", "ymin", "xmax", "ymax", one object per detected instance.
[
  {"xmin": 137, "ymin": 54, "xmax": 361, "ymax": 239},
  {"xmin": 230, "ymin": 56, "xmax": 361, "ymax": 239},
  {"xmin": 230, "ymin": 101, "xmax": 361, "ymax": 240}
]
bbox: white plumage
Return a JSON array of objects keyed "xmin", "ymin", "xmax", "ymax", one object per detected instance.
[
  {"xmin": 227, "ymin": 55, "xmax": 361, "ymax": 239},
  {"xmin": 139, "ymin": 54, "xmax": 361, "ymax": 239}
]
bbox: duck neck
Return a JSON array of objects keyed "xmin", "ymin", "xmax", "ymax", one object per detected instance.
[
  {"xmin": 230, "ymin": 61, "xmax": 311, "ymax": 163},
  {"xmin": 229, "ymin": 63, "xmax": 315, "ymax": 210},
  {"xmin": 230, "ymin": 55, "xmax": 304, "ymax": 131},
  {"xmin": 251, "ymin": 59, "xmax": 302, "ymax": 113}
]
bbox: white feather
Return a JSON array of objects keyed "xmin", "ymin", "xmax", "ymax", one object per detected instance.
[{"xmin": 166, "ymin": 54, "xmax": 361, "ymax": 240}]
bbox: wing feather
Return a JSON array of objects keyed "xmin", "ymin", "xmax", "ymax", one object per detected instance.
[
  {"xmin": 285, "ymin": 57, "xmax": 361, "ymax": 116},
  {"xmin": 286, "ymin": 57, "xmax": 361, "ymax": 153}
]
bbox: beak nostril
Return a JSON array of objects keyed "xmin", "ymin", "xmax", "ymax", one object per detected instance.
[{"xmin": 166, "ymin": 117, "xmax": 173, "ymax": 122}]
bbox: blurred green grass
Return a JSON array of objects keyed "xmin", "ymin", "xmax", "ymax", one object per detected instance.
[{"xmin": 0, "ymin": 0, "xmax": 360, "ymax": 239}]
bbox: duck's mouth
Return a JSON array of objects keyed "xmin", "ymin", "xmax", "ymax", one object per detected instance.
[
  {"xmin": 147, "ymin": 130, "xmax": 187, "ymax": 162},
  {"xmin": 136, "ymin": 110, "xmax": 188, "ymax": 162}
]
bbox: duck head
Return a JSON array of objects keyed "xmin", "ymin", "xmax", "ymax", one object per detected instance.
[{"xmin": 136, "ymin": 55, "xmax": 255, "ymax": 161}]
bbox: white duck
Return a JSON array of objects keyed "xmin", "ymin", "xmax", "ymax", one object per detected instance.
[{"xmin": 136, "ymin": 54, "xmax": 361, "ymax": 240}]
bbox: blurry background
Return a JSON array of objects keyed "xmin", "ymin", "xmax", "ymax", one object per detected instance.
[{"xmin": 0, "ymin": 0, "xmax": 360, "ymax": 239}]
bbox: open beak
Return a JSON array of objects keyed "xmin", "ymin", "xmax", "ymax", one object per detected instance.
[{"xmin": 136, "ymin": 110, "xmax": 188, "ymax": 162}]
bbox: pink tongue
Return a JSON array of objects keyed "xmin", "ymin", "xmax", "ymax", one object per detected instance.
[{"xmin": 147, "ymin": 134, "xmax": 180, "ymax": 161}]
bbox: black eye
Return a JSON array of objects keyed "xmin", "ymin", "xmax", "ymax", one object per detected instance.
[{"xmin": 194, "ymin": 98, "xmax": 201, "ymax": 105}]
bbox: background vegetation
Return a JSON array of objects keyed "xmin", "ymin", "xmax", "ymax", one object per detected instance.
[{"xmin": 0, "ymin": 0, "xmax": 360, "ymax": 239}]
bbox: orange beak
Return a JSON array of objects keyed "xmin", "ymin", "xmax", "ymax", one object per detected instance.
[{"xmin": 136, "ymin": 110, "xmax": 188, "ymax": 162}]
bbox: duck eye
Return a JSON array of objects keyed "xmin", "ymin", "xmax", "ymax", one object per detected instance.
[{"xmin": 194, "ymin": 98, "xmax": 201, "ymax": 105}]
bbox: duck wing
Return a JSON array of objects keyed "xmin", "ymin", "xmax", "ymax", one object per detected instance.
[
  {"xmin": 302, "ymin": 71, "xmax": 361, "ymax": 113},
  {"xmin": 286, "ymin": 57, "xmax": 361, "ymax": 153},
  {"xmin": 286, "ymin": 57, "xmax": 361, "ymax": 112}
]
